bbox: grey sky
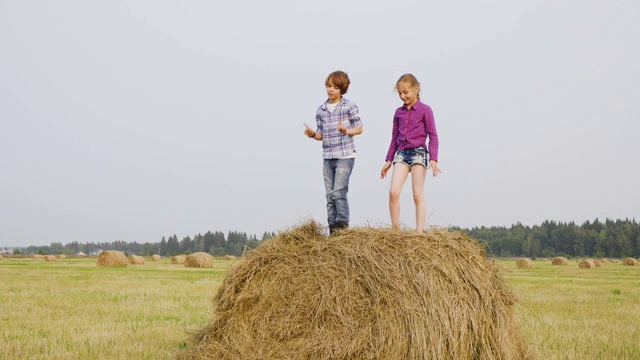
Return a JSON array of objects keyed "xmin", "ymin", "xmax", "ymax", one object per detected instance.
[{"xmin": 2, "ymin": 1, "xmax": 639, "ymax": 247}]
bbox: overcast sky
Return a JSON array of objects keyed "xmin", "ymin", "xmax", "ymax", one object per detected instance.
[{"xmin": 1, "ymin": 1, "xmax": 639, "ymax": 247}]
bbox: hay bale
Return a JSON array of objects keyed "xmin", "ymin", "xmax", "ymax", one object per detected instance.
[
  {"xmin": 516, "ymin": 258, "xmax": 532, "ymax": 269},
  {"xmin": 151, "ymin": 254, "xmax": 161, "ymax": 261},
  {"xmin": 593, "ymin": 260, "xmax": 603, "ymax": 268},
  {"xmin": 97, "ymin": 251, "xmax": 128, "ymax": 267},
  {"xmin": 185, "ymin": 252, "xmax": 215, "ymax": 268},
  {"xmin": 0, "ymin": 255, "xmax": 3, "ymax": 260},
  {"xmin": 181, "ymin": 222, "xmax": 532, "ymax": 360},
  {"xmin": 611, "ymin": 259, "xmax": 619, "ymax": 263},
  {"xmin": 579, "ymin": 259, "xmax": 595, "ymax": 269},
  {"xmin": 551, "ymin": 256, "xmax": 569, "ymax": 265},
  {"xmin": 623, "ymin": 257, "xmax": 638, "ymax": 266},
  {"xmin": 222, "ymin": 255, "xmax": 237, "ymax": 261},
  {"xmin": 56, "ymin": 254, "xmax": 66, "ymax": 259},
  {"xmin": 171, "ymin": 255, "xmax": 187, "ymax": 264},
  {"xmin": 31, "ymin": 254, "xmax": 44, "ymax": 259},
  {"xmin": 44, "ymin": 255, "xmax": 57, "ymax": 262},
  {"xmin": 601, "ymin": 258, "xmax": 609, "ymax": 263},
  {"xmin": 128, "ymin": 255, "xmax": 145, "ymax": 265}
]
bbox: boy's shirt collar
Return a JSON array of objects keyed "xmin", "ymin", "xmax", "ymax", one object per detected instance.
[{"xmin": 321, "ymin": 97, "xmax": 345, "ymax": 110}]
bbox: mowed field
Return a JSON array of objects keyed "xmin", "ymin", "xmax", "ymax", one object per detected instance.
[{"xmin": 1, "ymin": 256, "xmax": 639, "ymax": 360}]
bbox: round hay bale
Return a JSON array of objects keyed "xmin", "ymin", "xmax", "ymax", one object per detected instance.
[
  {"xmin": 185, "ymin": 252, "xmax": 214, "ymax": 268},
  {"xmin": 151, "ymin": 254, "xmax": 161, "ymax": 261},
  {"xmin": 579, "ymin": 259, "xmax": 595, "ymax": 269},
  {"xmin": 593, "ymin": 260, "xmax": 603, "ymax": 268},
  {"xmin": 97, "ymin": 251, "xmax": 128, "ymax": 267},
  {"xmin": 181, "ymin": 222, "xmax": 532, "ymax": 359},
  {"xmin": 623, "ymin": 257, "xmax": 639, "ymax": 266},
  {"xmin": 31, "ymin": 254, "xmax": 44, "ymax": 259},
  {"xmin": 516, "ymin": 258, "xmax": 532, "ymax": 269},
  {"xmin": 601, "ymin": 258, "xmax": 609, "ymax": 263},
  {"xmin": 44, "ymin": 255, "xmax": 57, "ymax": 262},
  {"xmin": 551, "ymin": 256, "xmax": 569, "ymax": 265},
  {"xmin": 0, "ymin": 255, "xmax": 3, "ymax": 260},
  {"xmin": 56, "ymin": 254, "xmax": 66, "ymax": 259},
  {"xmin": 222, "ymin": 255, "xmax": 237, "ymax": 261},
  {"xmin": 128, "ymin": 255, "xmax": 145, "ymax": 265},
  {"xmin": 171, "ymin": 255, "xmax": 187, "ymax": 264},
  {"xmin": 611, "ymin": 259, "xmax": 619, "ymax": 263}
]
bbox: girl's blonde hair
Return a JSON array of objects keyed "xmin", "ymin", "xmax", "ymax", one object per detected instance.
[{"xmin": 396, "ymin": 73, "xmax": 421, "ymax": 98}]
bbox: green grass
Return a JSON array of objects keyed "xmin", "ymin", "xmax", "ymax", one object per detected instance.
[{"xmin": 1, "ymin": 257, "xmax": 639, "ymax": 359}]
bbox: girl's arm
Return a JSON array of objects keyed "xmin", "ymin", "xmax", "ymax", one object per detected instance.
[{"xmin": 384, "ymin": 113, "xmax": 400, "ymax": 162}]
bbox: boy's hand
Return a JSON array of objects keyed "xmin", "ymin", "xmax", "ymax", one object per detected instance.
[
  {"xmin": 303, "ymin": 123, "xmax": 315, "ymax": 138},
  {"xmin": 337, "ymin": 121, "xmax": 347, "ymax": 134}
]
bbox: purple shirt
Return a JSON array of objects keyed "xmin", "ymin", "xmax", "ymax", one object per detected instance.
[{"xmin": 385, "ymin": 100, "xmax": 439, "ymax": 162}]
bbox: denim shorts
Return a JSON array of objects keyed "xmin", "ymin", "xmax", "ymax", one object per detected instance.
[{"xmin": 393, "ymin": 147, "xmax": 427, "ymax": 168}]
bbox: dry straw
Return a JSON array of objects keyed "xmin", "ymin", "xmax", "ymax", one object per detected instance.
[
  {"xmin": 222, "ymin": 255, "xmax": 237, "ymax": 261},
  {"xmin": 0, "ymin": 255, "xmax": 3, "ymax": 260},
  {"xmin": 551, "ymin": 256, "xmax": 569, "ymax": 265},
  {"xmin": 185, "ymin": 252, "xmax": 215, "ymax": 268},
  {"xmin": 171, "ymin": 255, "xmax": 187, "ymax": 264},
  {"xmin": 151, "ymin": 254, "xmax": 162, "ymax": 261},
  {"xmin": 56, "ymin": 254, "xmax": 66, "ymax": 259},
  {"xmin": 44, "ymin": 255, "xmax": 57, "ymax": 262},
  {"xmin": 180, "ymin": 221, "xmax": 532, "ymax": 360},
  {"xmin": 128, "ymin": 255, "xmax": 145, "ymax": 265},
  {"xmin": 579, "ymin": 259, "xmax": 595, "ymax": 269},
  {"xmin": 97, "ymin": 251, "xmax": 128, "ymax": 267},
  {"xmin": 593, "ymin": 260, "xmax": 603, "ymax": 268},
  {"xmin": 31, "ymin": 254, "xmax": 44, "ymax": 259},
  {"xmin": 623, "ymin": 257, "xmax": 639, "ymax": 266},
  {"xmin": 516, "ymin": 258, "xmax": 532, "ymax": 269}
]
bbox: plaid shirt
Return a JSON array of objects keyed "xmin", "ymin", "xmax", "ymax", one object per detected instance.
[
  {"xmin": 385, "ymin": 100, "xmax": 439, "ymax": 162},
  {"xmin": 315, "ymin": 97, "xmax": 363, "ymax": 159}
]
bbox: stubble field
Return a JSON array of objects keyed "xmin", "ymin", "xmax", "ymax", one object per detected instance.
[{"xmin": 1, "ymin": 256, "xmax": 639, "ymax": 359}]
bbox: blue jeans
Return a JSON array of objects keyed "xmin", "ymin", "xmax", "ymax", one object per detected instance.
[{"xmin": 323, "ymin": 158, "xmax": 354, "ymax": 227}]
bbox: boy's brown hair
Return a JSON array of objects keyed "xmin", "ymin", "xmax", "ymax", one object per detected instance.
[{"xmin": 325, "ymin": 70, "xmax": 350, "ymax": 95}]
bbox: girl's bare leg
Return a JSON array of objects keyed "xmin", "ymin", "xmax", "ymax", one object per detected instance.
[
  {"xmin": 389, "ymin": 164, "xmax": 410, "ymax": 228},
  {"xmin": 411, "ymin": 164, "xmax": 427, "ymax": 233}
]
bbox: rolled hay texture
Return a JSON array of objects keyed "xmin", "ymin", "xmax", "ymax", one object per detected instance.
[
  {"xmin": 97, "ymin": 251, "xmax": 128, "ymax": 267},
  {"xmin": 516, "ymin": 258, "xmax": 533, "ymax": 269},
  {"xmin": 551, "ymin": 256, "xmax": 569, "ymax": 265},
  {"xmin": 0, "ymin": 255, "xmax": 3, "ymax": 260},
  {"xmin": 185, "ymin": 252, "xmax": 215, "ymax": 268},
  {"xmin": 579, "ymin": 259, "xmax": 595, "ymax": 269},
  {"xmin": 44, "ymin": 255, "xmax": 57, "ymax": 262},
  {"xmin": 623, "ymin": 257, "xmax": 639, "ymax": 266},
  {"xmin": 128, "ymin": 255, "xmax": 145, "ymax": 265},
  {"xmin": 593, "ymin": 260, "xmax": 603, "ymax": 268},
  {"xmin": 151, "ymin": 254, "xmax": 161, "ymax": 261},
  {"xmin": 56, "ymin": 254, "xmax": 66, "ymax": 259},
  {"xmin": 180, "ymin": 222, "xmax": 532, "ymax": 360},
  {"xmin": 601, "ymin": 258, "xmax": 609, "ymax": 263},
  {"xmin": 171, "ymin": 255, "xmax": 187, "ymax": 264},
  {"xmin": 31, "ymin": 254, "xmax": 44, "ymax": 259},
  {"xmin": 222, "ymin": 255, "xmax": 237, "ymax": 261}
]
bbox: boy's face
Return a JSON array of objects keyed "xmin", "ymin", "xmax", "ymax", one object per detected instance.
[
  {"xmin": 326, "ymin": 80, "xmax": 342, "ymax": 103},
  {"xmin": 397, "ymin": 82, "xmax": 419, "ymax": 108}
]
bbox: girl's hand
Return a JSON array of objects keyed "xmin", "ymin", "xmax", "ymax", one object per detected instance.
[
  {"xmin": 429, "ymin": 160, "xmax": 441, "ymax": 177},
  {"xmin": 380, "ymin": 161, "xmax": 392, "ymax": 179}
]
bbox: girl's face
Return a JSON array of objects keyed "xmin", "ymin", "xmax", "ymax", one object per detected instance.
[
  {"xmin": 397, "ymin": 82, "xmax": 419, "ymax": 108},
  {"xmin": 326, "ymin": 80, "xmax": 342, "ymax": 104}
]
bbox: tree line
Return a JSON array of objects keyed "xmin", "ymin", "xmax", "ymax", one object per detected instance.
[
  {"xmin": 18, "ymin": 230, "xmax": 277, "ymax": 257},
  {"xmin": 14, "ymin": 218, "xmax": 639, "ymax": 259},
  {"xmin": 454, "ymin": 218, "xmax": 639, "ymax": 258}
]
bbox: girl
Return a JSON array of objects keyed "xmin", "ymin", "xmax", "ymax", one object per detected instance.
[{"xmin": 380, "ymin": 74, "xmax": 440, "ymax": 233}]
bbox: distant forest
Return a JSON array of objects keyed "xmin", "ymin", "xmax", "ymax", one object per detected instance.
[{"xmin": 13, "ymin": 218, "xmax": 640, "ymax": 258}]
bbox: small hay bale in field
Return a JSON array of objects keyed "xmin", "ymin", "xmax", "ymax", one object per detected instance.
[
  {"xmin": 611, "ymin": 259, "xmax": 619, "ymax": 263},
  {"xmin": 185, "ymin": 252, "xmax": 214, "ymax": 268},
  {"xmin": 0, "ymin": 255, "xmax": 3, "ymax": 260},
  {"xmin": 31, "ymin": 254, "xmax": 44, "ymax": 259},
  {"xmin": 97, "ymin": 251, "xmax": 128, "ymax": 267},
  {"xmin": 151, "ymin": 254, "xmax": 161, "ymax": 261},
  {"xmin": 601, "ymin": 258, "xmax": 609, "ymax": 263},
  {"xmin": 551, "ymin": 256, "xmax": 569, "ymax": 265},
  {"xmin": 623, "ymin": 257, "xmax": 639, "ymax": 266},
  {"xmin": 516, "ymin": 258, "xmax": 532, "ymax": 269},
  {"xmin": 44, "ymin": 255, "xmax": 57, "ymax": 262},
  {"xmin": 181, "ymin": 221, "xmax": 532, "ymax": 360},
  {"xmin": 593, "ymin": 260, "xmax": 603, "ymax": 267},
  {"xmin": 222, "ymin": 255, "xmax": 237, "ymax": 261},
  {"xmin": 56, "ymin": 254, "xmax": 66, "ymax": 259},
  {"xmin": 128, "ymin": 255, "xmax": 145, "ymax": 265},
  {"xmin": 579, "ymin": 259, "xmax": 595, "ymax": 269},
  {"xmin": 171, "ymin": 255, "xmax": 187, "ymax": 264}
]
